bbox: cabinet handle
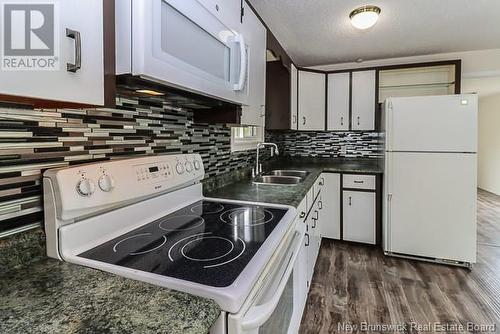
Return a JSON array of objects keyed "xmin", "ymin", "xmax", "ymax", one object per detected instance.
[
  {"xmin": 357, "ymin": 116, "xmax": 360, "ymax": 126},
  {"xmin": 302, "ymin": 116, "xmax": 306, "ymax": 125},
  {"xmin": 354, "ymin": 180, "xmax": 364, "ymax": 184},
  {"xmin": 319, "ymin": 177, "xmax": 324, "ymax": 186},
  {"xmin": 300, "ymin": 211, "xmax": 306, "ymax": 219},
  {"xmin": 292, "ymin": 115, "xmax": 297, "ymax": 124},
  {"xmin": 66, "ymin": 28, "xmax": 81, "ymax": 73},
  {"xmin": 318, "ymin": 200, "xmax": 323, "ymax": 209},
  {"xmin": 340, "ymin": 116, "xmax": 344, "ymax": 126},
  {"xmin": 312, "ymin": 218, "xmax": 317, "ymax": 228},
  {"xmin": 349, "ymin": 196, "xmax": 352, "ymax": 206},
  {"xmin": 314, "ymin": 210, "xmax": 319, "ymax": 220},
  {"xmin": 305, "ymin": 233, "xmax": 310, "ymax": 246}
]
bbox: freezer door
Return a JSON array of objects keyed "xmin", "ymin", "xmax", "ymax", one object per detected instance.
[
  {"xmin": 386, "ymin": 95, "xmax": 477, "ymax": 153},
  {"xmin": 384, "ymin": 152, "xmax": 477, "ymax": 263}
]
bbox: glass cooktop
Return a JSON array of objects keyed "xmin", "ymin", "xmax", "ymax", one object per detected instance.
[{"xmin": 78, "ymin": 200, "xmax": 288, "ymax": 287}]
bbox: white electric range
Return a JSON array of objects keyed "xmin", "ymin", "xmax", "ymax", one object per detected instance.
[{"xmin": 43, "ymin": 154, "xmax": 302, "ymax": 333}]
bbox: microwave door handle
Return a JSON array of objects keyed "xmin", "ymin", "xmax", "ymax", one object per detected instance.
[
  {"xmin": 233, "ymin": 34, "xmax": 247, "ymax": 91},
  {"xmin": 241, "ymin": 233, "xmax": 304, "ymax": 330}
]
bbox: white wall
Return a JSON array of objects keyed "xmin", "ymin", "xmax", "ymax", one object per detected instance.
[
  {"xmin": 308, "ymin": 49, "xmax": 500, "ymax": 80},
  {"xmin": 478, "ymin": 93, "xmax": 500, "ymax": 195}
]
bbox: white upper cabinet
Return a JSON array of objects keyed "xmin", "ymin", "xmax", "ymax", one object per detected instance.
[
  {"xmin": 240, "ymin": 1, "xmax": 266, "ymax": 126},
  {"xmin": 351, "ymin": 70, "xmax": 376, "ymax": 130},
  {"xmin": 0, "ymin": 0, "xmax": 104, "ymax": 105},
  {"xmin": 298, "ymin": 71, "xmax": 325, "ymax": 131},
  {"xmin": 327, "ymin": 73, "xmax": 350, "ymax": 131},
  {"xmin": 290, "ymin": 64, "xmax": 298, "ymax": 130}
]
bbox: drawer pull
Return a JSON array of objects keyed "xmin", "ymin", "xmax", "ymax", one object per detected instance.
[
  {"xmin": 354, "ymin": 180, "xmax": 364, "ymax": 184},
  {"xmin": 305, "ymin": 233, "xmax": 310, "ymax": 246},
  {"xmin": 318, "ymin": 200, "xmax": 323, "ymax": 210},
  {"xmin": 312, "ymin": 218, "xmax": 317, "ymax": 228},
  {"xmin": 300, "ymin": 211, "xmax": 306, "ymax": 219}
]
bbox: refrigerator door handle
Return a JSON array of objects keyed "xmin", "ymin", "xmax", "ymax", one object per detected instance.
[
  {"xmin": 387, "ymin": 192, "xmax": 393, "ymax": 250},
  {"xmin": 386, "ymin": 100, "xmax": 394, "ymax": 151}
]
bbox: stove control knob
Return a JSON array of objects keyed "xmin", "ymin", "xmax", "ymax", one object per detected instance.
[
  {"xmin": 185, "ymin": 161, "xmax": 193, "ymax": 173},
  {"xmin": 176, "ymin": 162, "xmax": 185, "ymax": 174},
  {"xmin": 98, "ymin": 174, "xmax": 114, "ymax": 192},
  {"xmin": 194, "ymin": 160, "xmax": 201, "ymax": 170},
  {"xmin": 77, "ymin": 178, "xmax": 95, "ymax": 196}
]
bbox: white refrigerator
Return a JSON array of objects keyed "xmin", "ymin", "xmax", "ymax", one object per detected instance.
[{"xmin": 383, "ymin": 94, "xmax": 478, "ymax": 267}]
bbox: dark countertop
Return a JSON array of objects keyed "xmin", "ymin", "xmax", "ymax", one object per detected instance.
[
  {"xmin": 0, "ymin": 158, "xmax": 381, "ymax": 334},
  {"xmin": 204, "ymin": 158, "xmax": 383, "ymax": 208},
  {"xmin": 0, "ymin": 229, "xmax": 221, "ymax": 334}
]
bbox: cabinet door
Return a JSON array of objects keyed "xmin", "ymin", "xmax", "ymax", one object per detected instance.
[
  {"xmin": 297, "ymin": 229, "xmax": 310, "ymax": 295},
  {"xmin": 327, "ymin": 73, "xmax": 350, "ymax": 131},
  {"xmin": 290, "ymin": 64, "xmax": 298, "ymax": 129},
  {"xmin": 343, "ymin": 191, "xmax": 376, "ymax": 244},
  {"xmin": 314, "ymin": 197, "xmax": 322, "ymax": 253},
  {"xmin": 352, "ymin": 70, "xmax": 376, "ymax": 131},
  {"xmin": 240, "ymin": 2, "xmax": 266, "ymax": 126},
  {"xmin": 0, "ymin": 0, "xmax": 104, "ymax": 105},
  {"xmin": 306, "ymin": 216, "xmax": 315, "ymax": 283},
  {"xmin": 298, "ymin": 71, "xmax": 326, "ymax": 131},
  {"xmin": 320, "ymin": 173, "xmax": 341, "ymax": 239}
]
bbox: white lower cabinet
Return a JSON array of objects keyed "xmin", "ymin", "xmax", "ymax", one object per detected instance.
[
  {"xmin": 318, "ymin": 173, "xmax": 341, "ymax": 239},
  {"xmin": 342, "ymin": 191, "xmax": 376, "ymax": 244},
  {"xmin": 293, "ymin": 173, "xmax": 378, "ymax": 331}
]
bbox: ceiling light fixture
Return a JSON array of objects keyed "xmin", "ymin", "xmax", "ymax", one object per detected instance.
[{"xmin": 349, "ymin": 5, "xmax": 381, "ymax": 30}]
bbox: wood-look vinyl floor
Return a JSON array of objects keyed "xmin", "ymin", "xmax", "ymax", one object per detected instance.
[{"xmin": 299, "ymin": 189, "xmax": 500, "ymax": 333}]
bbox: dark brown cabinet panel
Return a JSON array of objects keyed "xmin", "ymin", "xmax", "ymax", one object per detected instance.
[{"xmin": 265, "ymin": 61, "xmax": 291, "ymax": 130}]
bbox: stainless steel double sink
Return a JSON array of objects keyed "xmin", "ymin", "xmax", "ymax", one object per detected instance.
[{"xmin": 252, "ymin": 170, "xmax": 309, "ymax": 185}]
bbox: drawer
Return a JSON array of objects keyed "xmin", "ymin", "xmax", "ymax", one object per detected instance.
[{"xmin": 343, "ymin": 174, "xmax": 376, "ymax": 190}]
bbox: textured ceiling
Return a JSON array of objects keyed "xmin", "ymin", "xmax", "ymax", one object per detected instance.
[{"xmin": 248, "ymin": 0, "xmax": 500, "ymax": 66}]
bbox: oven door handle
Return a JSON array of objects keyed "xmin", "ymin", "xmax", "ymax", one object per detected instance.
[{"xmin": 241, "ymin": 232, "xmax": 304, "ymax": 329}]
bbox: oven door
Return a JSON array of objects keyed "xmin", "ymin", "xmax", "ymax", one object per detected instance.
[
  {"xmin": 131, "ymin": 0, "xmax": 248, "ymax": 104},
  {"xmin": 228, "ymin": 223, "xmax": 305, "ymax": 334}
]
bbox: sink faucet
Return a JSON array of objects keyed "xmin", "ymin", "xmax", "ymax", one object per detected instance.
[{"xmin": 254, "ymin": 142, "xmax": 279, "ymax": 177}]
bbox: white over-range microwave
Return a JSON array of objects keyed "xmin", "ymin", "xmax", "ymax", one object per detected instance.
[{"xmin": 116, "ymin": 0, "xmax": 252, "ymax": 105}]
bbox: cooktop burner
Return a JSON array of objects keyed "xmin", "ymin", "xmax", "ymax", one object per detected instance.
[
  {"xmin": 220, "ymin": 207, "xmax": 274, "ymax": 227},
  {"xmin": 78, "ymin": 200, "xmax": 287, "ymax": 287},
  {"xmin": 190, "ymin": 202, "xmax": 224, "ymax": 215},
  {"xmin": 158, "ymin": 215, "xmax": 204, "ymax": 231},
  {"xmin": 113, "ymin": 233, "xmax": 168, "ymax": 256}
]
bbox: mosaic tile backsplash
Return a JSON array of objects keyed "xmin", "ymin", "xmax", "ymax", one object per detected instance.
[
  {"xmin": 0, "ymin": 95, "xmax": 383, "ymax": 236},
  {"xmin": 266, "ymin": 130, "xmax": 384, "ymax": 159},
  {"xmin": 0, "ymin": 97, "xmax": 259, "ymax": 235}
]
